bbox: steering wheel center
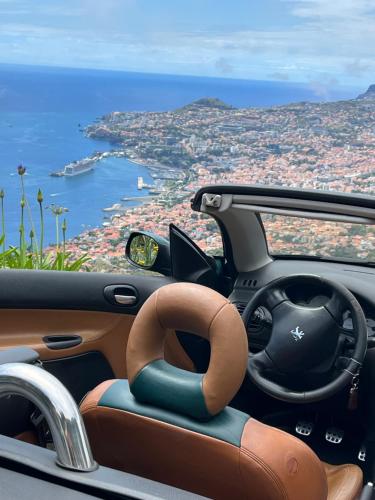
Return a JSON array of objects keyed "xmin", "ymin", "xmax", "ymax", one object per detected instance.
[{"xmin": 267, "ymin": 301, "xmax": 338, "ymax": 375}]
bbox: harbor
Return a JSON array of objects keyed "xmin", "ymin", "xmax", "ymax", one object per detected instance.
[
  {"xmin": 50, "ymin": 151, "xmax": 145, "ymax": 178},
  {"xmin": 51, "ymin": 148, "xmax": 185, "ymax": 185},
  {"xmin": 102, "ymin": 195, "xmax": 157, "ymax": 212},
  {"xmin": 103, "ymin": 177, "xmax": 158, "ymax": 212},
  {"xmin": 49, "ymin": 149, "xmax": 186, "ymax": 238},
  {"xmin": 122, "ymin": 195, "xmax": 157, "ymax": 202},
  {"xmin": 50, "ymin": 152, "xmax": 106, "ymax": 177}
]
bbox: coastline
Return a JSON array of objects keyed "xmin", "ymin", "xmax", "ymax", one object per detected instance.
[
  {"xmin": 54, "ymin": 150, "xmax": 174, "ymax": 227},
  {"xmin": 53, "ymin": 149, "xmax": 164, "ymax": 173},
  {"xmin": 51, "ymin": 147, "xmax": 185, "ymax": 224},
  {"xmin": 126, "ymin": 157, "xmax": 151, "ymax": 168}
]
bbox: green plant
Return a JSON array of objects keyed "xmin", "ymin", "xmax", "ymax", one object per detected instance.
[
  {"xmin": 37, "ymin": 188, "xmax": 44, "ymax": 267},
  {"xmin": 0, "ymin": 189, "xmax": 5, "ymax": 266},
  {"xmin": 0, "ymin": 166, "xmax": 90, "ymax": 271}
]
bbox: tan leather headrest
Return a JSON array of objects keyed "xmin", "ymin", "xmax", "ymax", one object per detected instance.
[{"xmin": 126, "ymin": 283, "xmax": 248, "ymax": 417}]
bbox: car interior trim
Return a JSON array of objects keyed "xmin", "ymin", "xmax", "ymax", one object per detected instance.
[
  {"xmin": 0, "ymin": 309, "xmax": 193, "ymax": 380},
  {"xmin": 231, "ymin": 194, "xmax": 375, "ymax": 220},
  {"xmin": 231, "ymin": 203, "xmax": 374, "ymax": 224},
  {"xmin": 96, "ymin": 378, "xmax": 249, "ymax": 446},
  {"xmin": 130, "ymin": 359, "xmax": 211, "ymax": 420},
  {"xmin": 192, "ymin": 184, "xmax": 375, "ymax": 211},
  {"xmin": 202, "ymin": 197, "xmax": 272, "ymax": 272}
]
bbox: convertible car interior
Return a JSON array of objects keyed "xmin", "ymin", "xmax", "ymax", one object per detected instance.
[{"xmin": 0, "ymin": 184, "xmax": 374, "ymax": 500}]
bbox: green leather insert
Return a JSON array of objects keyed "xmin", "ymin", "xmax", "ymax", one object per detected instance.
[
  {"xmin": 99, "ymin": 379, "xmax": 249, "ymax": 447},
  {"xmin": 130, "ymin": 359, "xmax": 210, "ymax": 420}
]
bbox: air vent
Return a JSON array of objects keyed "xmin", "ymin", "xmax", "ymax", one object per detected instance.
[
  {"xmin": 234, "ymin": 302, "xmax": 247, "ymax": 315},
  {"xmin": 241, "ymin": 279, "xmax": 258, "ymax": 288},
  {"xmin": 233, "ymin": 302, "xmax": 268, "ymax": 334}
]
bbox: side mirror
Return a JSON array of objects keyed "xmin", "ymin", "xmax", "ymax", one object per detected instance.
[{"xmin": 125, "ymin": 232, "xmax": 171, "ymax": 276}]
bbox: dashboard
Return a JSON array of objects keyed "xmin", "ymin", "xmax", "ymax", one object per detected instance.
[{"xmin": 230, "ymin": 258, "xmax": 375, "ymax": 350}]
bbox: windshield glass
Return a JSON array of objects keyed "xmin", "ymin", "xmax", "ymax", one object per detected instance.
[{"xmin": 261, "ymin": 214, "xmax": 375, "ymax": 262}]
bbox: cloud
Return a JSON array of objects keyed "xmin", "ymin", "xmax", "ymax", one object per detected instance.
[
  {"xmin": 215, "ymin": 57, "xmax": 233, "ymax": 74},
  {"xmin": 0, "ymin": 0, "xmax": 374, "ymax": 85},
  {"xmin": 345, "ymin": 60, "xmax": 370, "ymax": 77},
  {"xmin": 285, "ymin": 0, "xmax": 375, "ymax": 20}
]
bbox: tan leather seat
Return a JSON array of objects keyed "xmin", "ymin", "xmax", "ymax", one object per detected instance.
[
  {"xmin": 81, "ymin": 283, "xmax": 363, "ymax": 500},
  {"xmin": 324, "ymin": 462, "xmax": 363, "ymax": 500}
]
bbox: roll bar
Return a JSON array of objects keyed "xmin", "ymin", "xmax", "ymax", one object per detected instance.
[{"xmin": 0, "ymin": 362, "xmax": 96, "ymax": 472}]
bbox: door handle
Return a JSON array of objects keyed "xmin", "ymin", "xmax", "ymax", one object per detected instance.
[
  {"xmin": 114, "ymin": 294, "xmax": 137, "ymax": 305},
  {"xmin": 103, "ymin": 285, "xmax": 139, "ymax": 307},
  {"xmin": 43, "ymin": 335, "xmax": 82, "ymax": 350}
]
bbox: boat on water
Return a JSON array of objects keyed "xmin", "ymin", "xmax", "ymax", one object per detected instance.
[
  {"xmin": 103, "ymin": 203, "xmax": 122, "ymax": 212},
  {"xmin": 64, "ymin": 158, "xmax": 95, "ymax": 176},
  {"xmin": 51, "ymin": 158, "xmax": 96, "ymax": 177}
]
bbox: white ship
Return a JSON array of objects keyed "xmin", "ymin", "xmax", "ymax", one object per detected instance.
[
  {"xmin": 63, "ymin": 158, "xmax": 95, "ymax": 176},
  {"xmin": 137, "ymin": 176, "xmax": 144, "ymax": 189}
]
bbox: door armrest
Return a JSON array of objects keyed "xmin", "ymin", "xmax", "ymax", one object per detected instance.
[{"xmin": 0, "ymin": 347, "xmax": 40, "ymax": 366}]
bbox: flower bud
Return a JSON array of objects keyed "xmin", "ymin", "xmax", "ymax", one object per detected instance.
[
  {"xmin": 17, "ymin": 164, "xmax": 26, "ymax": 176},
  {"xmin": 37, "ymin": 189, "xmax": 43, "ymax": 203}
]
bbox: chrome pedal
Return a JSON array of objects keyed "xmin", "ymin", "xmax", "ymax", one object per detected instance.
[
  {"xmin": 325, "ymin": 427, "xmax": 344, "ymax": 444},
  {"xmin": 358, "ymin": 445, "xmax": 366, "ymax": 462},
  {"xmin": 295, "ymin": 421, "xmax": 314, "ymax": 436}
]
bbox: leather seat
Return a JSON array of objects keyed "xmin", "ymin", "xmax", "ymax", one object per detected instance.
[{"xmin": 81, "ymin": 283, "xmax": 363, "ymax": 500}]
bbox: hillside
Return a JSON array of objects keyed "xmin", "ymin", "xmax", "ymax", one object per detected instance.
[
  {"xmin": 357, "ymin": 84, "xmax": 375, "ymax": 100},
  {"xmin": 179, "ymin": 97, "xmax": 235, "ymax": 111}
]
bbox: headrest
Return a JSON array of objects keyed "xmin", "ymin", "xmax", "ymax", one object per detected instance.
[{"xmin": 126, "ymin": 283, "xmax": 248, "ymax": 420}]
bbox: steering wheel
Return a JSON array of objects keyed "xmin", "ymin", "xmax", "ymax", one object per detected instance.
[{"xmin": 242, "ymin": 274, "xmax": 367, "ymax": 403}]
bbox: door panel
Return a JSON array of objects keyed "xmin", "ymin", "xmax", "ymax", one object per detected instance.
[
  {"xmin": 0, "ymin": 269, "xmax": 173, "ymax": 314},
  {"xmin": 0, "ymin": 309, "xmax": 134, "ymax": 377},
  {"xmin": 0, "ymin": 308, "xmax": 194, "ymax": 379},
  {"xmin": 0, "ymin": 270, "xmax": 195, "ymax": 439}
]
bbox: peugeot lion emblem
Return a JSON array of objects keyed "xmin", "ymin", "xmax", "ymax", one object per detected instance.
[{"xmin": 290, "ymin": 326, "xmax": 305, "ymax": 341}]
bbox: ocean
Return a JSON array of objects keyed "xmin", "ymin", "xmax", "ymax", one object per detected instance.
[{"xmin": 0, "ymin": 63, "xmax": 360, "ymax": 246}]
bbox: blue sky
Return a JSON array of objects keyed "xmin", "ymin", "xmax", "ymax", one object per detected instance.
[{"xmin": 0, "ymin": 0, "xmax": 373, "ymax": 89}]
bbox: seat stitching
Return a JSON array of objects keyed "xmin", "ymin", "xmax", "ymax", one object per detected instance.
[
  {"xmin": 240, "ymin": 447, "xmax": 289, "ymax": 500},
  {"xmin": 237, "ymin": 442, "xmax": 249, "ymax": 499},
  {"xmin": 80, "ymin": 400, "xmax": 98, "ymax": 413},
  {"xmin": 207, "ymin": 302, "xmax": 230, "ymax": 338}
]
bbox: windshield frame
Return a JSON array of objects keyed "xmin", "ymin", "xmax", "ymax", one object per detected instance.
[{"xmin": 195, "ymin": 184, "xmax": 375, "ymax": 271}]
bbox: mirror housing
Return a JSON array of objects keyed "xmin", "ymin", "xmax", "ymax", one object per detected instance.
[{"xmin": 125, "ymin": 231, "xmax": 171, "ymax": 276}]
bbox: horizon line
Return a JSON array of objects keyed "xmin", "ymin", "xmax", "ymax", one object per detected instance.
[{"xmin": 0, "ymin": 61, "xmax": 364, "ymax": 92}]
